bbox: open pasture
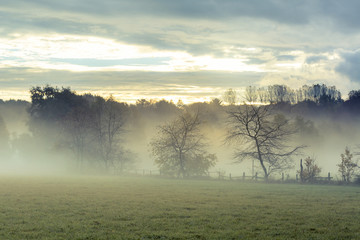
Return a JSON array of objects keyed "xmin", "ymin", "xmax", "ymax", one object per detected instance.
[{"xmin": 0, "ymin": 175, "xmax": 359, "ymax": 239}]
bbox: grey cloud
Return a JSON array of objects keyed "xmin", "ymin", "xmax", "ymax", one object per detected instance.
[
  {"xmin": 4, "ymin": 0, "xmax": 312, "ymax": 23},
  {"xmin": 50, "ymin": 57, "xmax": 171, "ymax": 67},
  {"xmin": 6, "ymin": 0, "xmax": 359, "ymax": 31},
  {"xmin": 0, "ymin": 68, "xmax": 264, "ymax": 94},
  {"xmin": 0, "ymin": 10, "xmax": 115, "ymax": 37},
  {"xmin": 305, "ymin": 55, "xmax": 328, "ymax": 64},
  {"xmin": 276, "ymin": 55, "xmax": 297, "ymax": 61},
  {"xmin": 0, "ymin": 8, "xmax": 221, "ymax": 56},
  {"xmin": 2, "ymin": 0, "xmax": 360, "ymax": 57},
  {"xmin": 336, "ymin": 51, "xmax": 360, "ymax": 83},
  {"xmin": 316, "ymin": 0, "xmax": 360, "ymax": 31},
  {"xmin": 245, "ymin": 58, "xmax": 268, "ymax": 65},
  {"xmin": 6, "ymin": 0, "xmax": 359, "ymax": 28}
]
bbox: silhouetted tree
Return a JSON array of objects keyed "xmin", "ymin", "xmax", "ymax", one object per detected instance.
[
  {"xmin": 223, "ymin": 88, "xmax": 237, "ymax": 105},
  {"xmin": 349, "ymin": 90, "xmax": 360, "ymax": 101},
  {"xmin": 257, "ymin": 87, "xmax": 269, "ymax": 103},
  {"xmin": 245, "ymin": 86, "xmax": 258, "ymax": 103},
  {"xmin": 150, "ymin": 111, "xmax": 216, "ymax": 178},
  {"xmin": 90, "ymin": 96, "xmax": 128, "ymax": 171},
  {"xmin": 63, "ymin": 99, "xmax": 91, "ymax": 168},
  {"xmin": 28, "ymin": 86, "xmax": 87, "ymax": 165},
  {"xmin": 28, "ymin": 86, "xmax": 82, "ymax": 135},
  {"xmin": 227, "ymin": 104, "xmax": 304, "ymax": 180},
  {"xmin": 268, "ymin": 85, "xmax": 289, "ymax": 103},
  {"xmin": 28, "ymin": 86, "xmax": 133, "ymax": 172},
  {"xmin": 344, "ymin": 89, "xmax": 360, "ymax": 114}
]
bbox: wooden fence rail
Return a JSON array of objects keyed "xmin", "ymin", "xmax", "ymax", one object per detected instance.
[{"xmin": 128, "ymin": 169, "xmax": 335, "ymax": 183}]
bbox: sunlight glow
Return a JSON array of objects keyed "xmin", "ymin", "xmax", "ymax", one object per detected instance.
[{"xmin": 0, "ymin": 34, "xmax": 265, "ymax": 73}]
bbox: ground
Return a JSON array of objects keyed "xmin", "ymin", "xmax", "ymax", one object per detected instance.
[{"xmin": 0, "ymin": 175, "xmax": 359, "ymax": 239}]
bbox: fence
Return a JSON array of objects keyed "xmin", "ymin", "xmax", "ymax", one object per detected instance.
[{"xmin": 126, "ymin": 169, "xmax": 335, "ymax": 183}]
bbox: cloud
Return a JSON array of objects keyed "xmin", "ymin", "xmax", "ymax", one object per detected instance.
[
  {"xmin": 336, "ymin": 50, "xmax": 360, "ymax": 83},
  {"xmin": 2, "ymin": 0, "xmax": 360, "ymax": 56},
  {"xmin": 0, "ymin": 68, "xmax": 264, "ymax": 102},
  {"xmin": 49, "ymin": 58, "xmax": 171, "ymax": 67},
  {"xmin": 4, "ymin": 0, "xmax": 360, "ymax": 29},
  {"xmin": 305, "ymin": 55, "xmax": 328, "ymax": 64},
  {"xmin": 1, "ymin": 0, "xmax": 312, "ymax": 23},
  {"xmin": 276, "ymin": 55, "xmax": 297, "ymax": 61},
  {"xmin": 245, "ymin": 58, "xmax": 269, "ymax": 65}
]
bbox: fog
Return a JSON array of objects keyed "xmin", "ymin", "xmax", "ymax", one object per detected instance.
[{"xmin": 0, "ymin": 85, "xmax": 359, "ymax": 181}]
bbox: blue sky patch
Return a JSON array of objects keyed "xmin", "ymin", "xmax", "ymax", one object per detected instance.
[{"xmin": 50, "ymin": 57, "xmax": 171, "ymax": 67}]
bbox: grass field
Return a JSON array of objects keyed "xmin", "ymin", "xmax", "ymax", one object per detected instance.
[{"xmin": 0, "ymin": 175, "xmax": 359, "ymax": 240}]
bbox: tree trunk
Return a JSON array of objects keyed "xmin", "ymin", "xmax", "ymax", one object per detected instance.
[
  {"xmin": 255, "ymin": 139, "xmax": 268, "ymax": 180},
  {"xmin": 179, "ymin": 151, "xmax": 186, "ymax": 178},
  {"xmin": 300, "ymin": 159, "xmax": 304, "ymax": 182}
]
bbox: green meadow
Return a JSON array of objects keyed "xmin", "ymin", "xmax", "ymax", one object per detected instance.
[{"xmin": 0, "ymin": 175, "xmax": 359, "ymax": 240}]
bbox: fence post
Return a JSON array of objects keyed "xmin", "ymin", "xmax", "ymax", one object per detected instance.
[
  {"xmin": 328, "ymin": 172, "xmax": 331, "ymax": 182},
  {"xmin": 229, "ymin": 173, "xmax": 232, "ymax": 181},
  {"xmin": 255, "ymin": 172, "xmax": 258, "ymax": 181},
  {"xmin": 282, "ymin": 173, "xmax": 284, "ymax": 182},
  {"xmin": 243, "ymin": 172, "xmax": 245, "ymax": 181}
]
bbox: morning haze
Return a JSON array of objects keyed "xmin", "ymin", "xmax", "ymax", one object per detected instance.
[{"xmin": 0, "ymin": 1, "xmax": 360, "ymax": 239}]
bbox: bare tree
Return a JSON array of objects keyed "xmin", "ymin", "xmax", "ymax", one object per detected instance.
[
  {"xmin": 245, "ymin": 86, "xmax": 258, "ymax": 103},
  {"xmin": 90, "ymin": 96, "xmax": 127, "ymax": 171},
  {"xmin": 64, "ymin": 104, "xmax": 91, "ymax": 168},
  {"xmin": 257, "ymin": 87, "xmax": 269, "ymax": 103},
  {"xmin": 150, "ymin": 111, "xmax": 216, "ymax": 178},
  {"xmin": 227, "ymin": 104, "xmax": 304, "ymax": 180},
  {"xmin": 223, "ymin": 88, "xmax": 237, "ymax": 105},
  {"xmin": 338, "ymin": 147, "xmax": 358, "ymax": 182}
]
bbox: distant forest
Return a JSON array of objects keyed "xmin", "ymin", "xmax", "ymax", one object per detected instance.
[{"xmin": 0, "ymin": 84, "xmax": 359, "ymax": 181}]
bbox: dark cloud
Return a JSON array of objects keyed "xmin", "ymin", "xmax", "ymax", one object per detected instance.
[
  {"xmin": 336, "ymin": 51, "xmax": 360, "ymax": 83},
  {"xmin": 6, "ymin": 0, "xmax": 360, "ymax": 29},
  {"xmin": 5, "ymin": 0, "xmax": 360, "ymax": 28},
  {"xmin": 3, "ymin": 0, "xmax": 312, "ymax": 23}
]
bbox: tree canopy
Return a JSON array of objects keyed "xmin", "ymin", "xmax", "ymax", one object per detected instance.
[{"xmin": 151, "ymin": 111, "xmax": 216, "ymax": 178}]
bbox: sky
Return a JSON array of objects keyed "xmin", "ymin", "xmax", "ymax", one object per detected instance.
[{"xmin": 1, "ymin": 0, "xmax": 360, "ymax": 103}]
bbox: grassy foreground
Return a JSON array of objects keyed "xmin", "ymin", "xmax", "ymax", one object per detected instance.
[{"xmin": 0, "ymin": 175, "xmax": 359, "ymax": 239}]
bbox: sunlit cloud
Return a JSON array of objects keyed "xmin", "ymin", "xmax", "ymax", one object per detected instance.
[{"xmin": 0, "ymin": 34, "xmax": 267, "ymax": 73}]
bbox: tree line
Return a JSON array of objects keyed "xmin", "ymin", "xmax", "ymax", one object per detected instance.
[
  {"xmin": 225, "ymin": 84, "xmax": 343, "ymax": 105},
  {"xmin": 0, "ymin": 84, "xmax": 359, "ymax": 182}
]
